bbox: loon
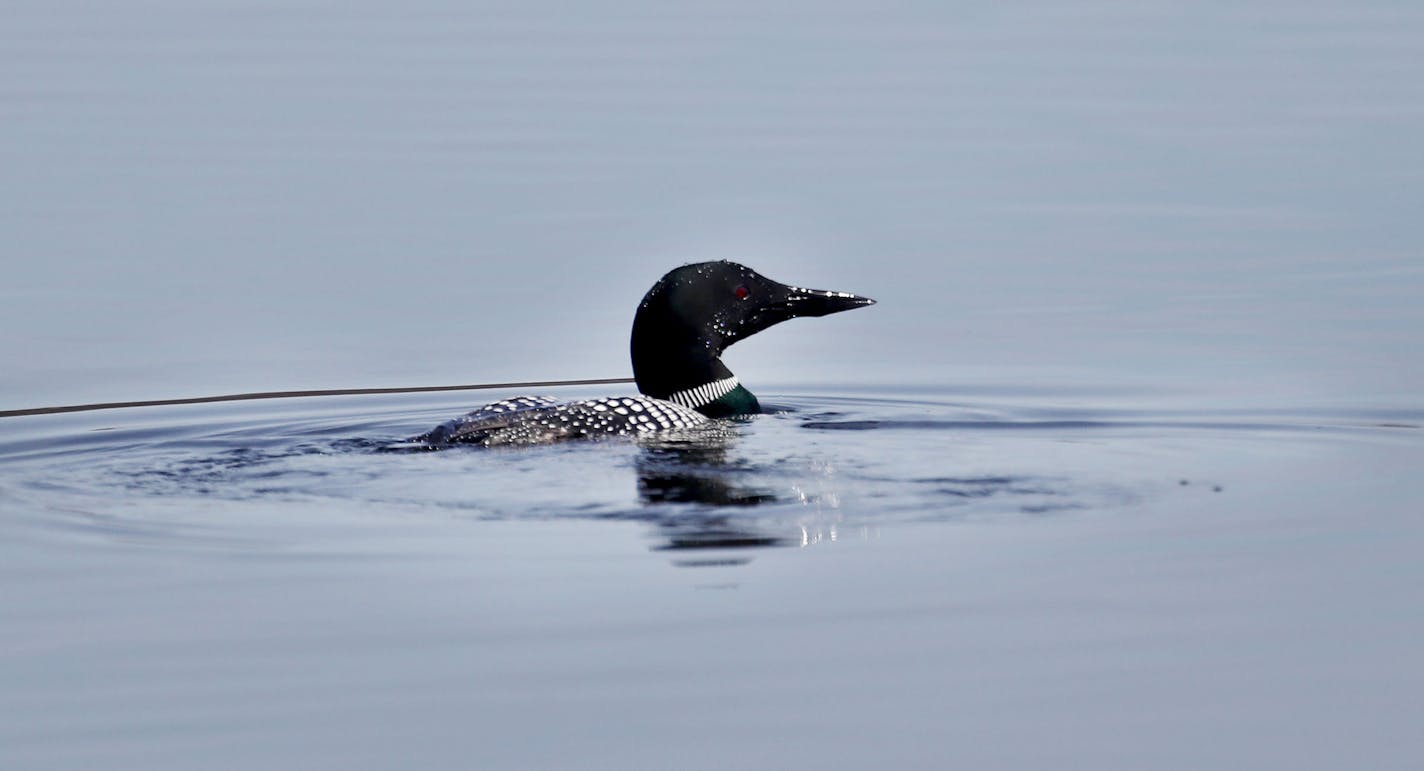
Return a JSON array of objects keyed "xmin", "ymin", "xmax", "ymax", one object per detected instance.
[{"xmin": 415, "ymin": 261, "xmax": 874, "ymax": 446}]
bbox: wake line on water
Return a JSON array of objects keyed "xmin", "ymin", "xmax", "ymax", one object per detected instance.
[
  {"xmin": 801, "ymin": 419, "xmax": 1420, "ymax": 433},
  {"xmin": 0, "ymin": 377, "xmax": 636, "ymax": 419}
]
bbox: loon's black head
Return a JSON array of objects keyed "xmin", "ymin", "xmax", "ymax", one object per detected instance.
[{"xmin": 630, "ymin": 261, "xmax": 875, "ymax": 417}]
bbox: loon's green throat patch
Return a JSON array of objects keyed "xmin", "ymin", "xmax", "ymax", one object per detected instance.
[
  {"xmin": 666, "ymin": 375, "xmax": 742, "ymax": 411},
  {"xmin": 704, "ymin": 383, "xmax": 760, "ymax": 417}
]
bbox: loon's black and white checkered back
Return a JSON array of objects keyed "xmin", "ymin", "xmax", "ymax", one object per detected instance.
[{"xmin": 416, "ymin": 395, "xmax": 707, "ymax": 446}]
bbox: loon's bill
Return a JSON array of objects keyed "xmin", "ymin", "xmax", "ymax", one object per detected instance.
[{"xmin": 413, "ymin": 261, "xmax": 875, "ymax": 447}]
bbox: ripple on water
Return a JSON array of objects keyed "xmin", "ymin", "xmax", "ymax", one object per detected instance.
[{"xmin": 0, "ymin": 389, "xmax": 1418, "ymax": 555}]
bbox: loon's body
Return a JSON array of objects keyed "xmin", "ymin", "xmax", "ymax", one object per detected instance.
[{"xmin": 416, "ymin": 261, "xmax": 873, "ymax": 446}]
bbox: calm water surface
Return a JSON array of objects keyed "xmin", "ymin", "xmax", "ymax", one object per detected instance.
[
  {"xmin": 4, "ymin": 0, "xmax": 1424, "ymax": 768},
  {"xmin": 3, "ymin": 385, "xmax": 1422, "ymax": 769}
]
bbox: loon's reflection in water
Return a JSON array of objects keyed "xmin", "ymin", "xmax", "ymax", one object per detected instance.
[
  {"xmin": 635, "ymin": 444, "xmax": 774, "ymax": 507},
  {"xmin": 633, "ymin": 437, "xmax": 797, "ymax": 560}
]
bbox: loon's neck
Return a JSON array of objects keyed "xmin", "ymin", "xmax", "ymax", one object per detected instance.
[
  {"xmin": 663, "ymin": 375, "xmax": 760, "ymax": 418},
  {"xmin": 704, "ymin": 382, "xmax": 760, "ymax": 417},
  {"xmin": 633, "ymin": 353, "xmax": 761, "ymax": 417},
  {"xmin": 630, "ymin": 330, "xmax": 760, "ymax": 416},
  {"xmin": 629, "ymin": 282, "xmax": 764, "ymax": 416}
]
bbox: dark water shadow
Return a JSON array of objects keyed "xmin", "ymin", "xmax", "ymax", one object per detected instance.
[
  {"xmin": 635, "ymin": 443, "xmax": 777, "ymax": 507},
  {"xmin": 631, "ymin": 438, "xmax": 795, "ymax": 561}
]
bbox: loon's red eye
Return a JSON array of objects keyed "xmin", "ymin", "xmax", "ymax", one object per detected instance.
[{"xmin": 735, "ymin": 285, "xmax": 750, "ymax": 300}]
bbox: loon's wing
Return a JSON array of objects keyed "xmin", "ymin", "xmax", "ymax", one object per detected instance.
[{"xmin": 414, "ymin": 396, "xmax": 561, "ymax": 445}]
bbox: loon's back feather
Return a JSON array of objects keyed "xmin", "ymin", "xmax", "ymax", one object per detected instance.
[{"xmin": 418, "ymin": 395, "xmax": 707, "ymax": 447}]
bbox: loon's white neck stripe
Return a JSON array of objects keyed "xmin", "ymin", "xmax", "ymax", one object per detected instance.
[{"xmin": 666, "ymin": 375, "xmax": 740, "ymax": 410}]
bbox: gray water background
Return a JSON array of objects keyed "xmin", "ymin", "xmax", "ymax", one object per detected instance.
[
  {"xmin": 5, "ymin": 0, "xmax": 1421, "ymax": 406},
  {"xmin": 3, "ymin": 2, "xmax": 1424, "ymax": 769}
]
